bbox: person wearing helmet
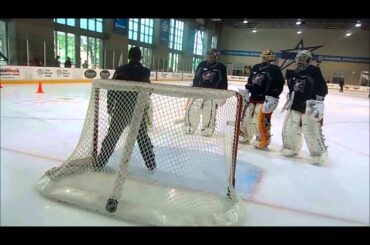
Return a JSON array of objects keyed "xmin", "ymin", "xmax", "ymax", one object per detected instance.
[
  {"xmin": 192, "ymin": 48, "xmax": 227, "ymax": 89},
  {"xmin": 239, "ymin": 49, "xmax": 284, "ymax": 149},
  {"xmin": 184, "ymin": 48, "xmax": 228, "ymax": 137},
  {"xmin": 281, "ymin": 49, "xmax": 328, "ymax": 165}
]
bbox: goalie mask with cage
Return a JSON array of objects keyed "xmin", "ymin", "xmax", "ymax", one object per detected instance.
[
  {"xmin": 295, "ymin": 50, "xmax": 312, "ymax": 66},
  {"xmin": 207, "ymin": 49, "xmax": 221, "ymax": 58},
  {"xmin": 260, "ymin": 49, "xmax": 276, "ymax": 63}
]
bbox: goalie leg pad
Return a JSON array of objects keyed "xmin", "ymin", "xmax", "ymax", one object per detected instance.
[
  {"xmin": 184, "ymin": 98, "xmax": 202, "ymax": 133},
  {"xmin": 302, "ymin": 114, "xmax": 328, "ymax": 160},
  {"xmin": 255, "ymin": 107, "xmax": 273, "ymax": 149},
  {"xmin": 281, "ymin": 110, "xmax": 303, "ymax": 156},
  {"xmin": 252, "ymin": 103, "xmax": 263, "ymax": 143},
  {"xmin": 201, "ymin": 99, "xmax": 217, "ymax": 136},
  {"xmin": 240, "ymin": 103, "xmax": 259, "ymax": 143}
]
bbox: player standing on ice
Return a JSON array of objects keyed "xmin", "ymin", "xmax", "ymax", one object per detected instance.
[
  {"xmin": 281, "ymin": 50, "xmax": 328, "ymax": 165},
  {"xmin": 183, "ymin": 49, "xmax": 228, "ymax": 137},
  {"xmin": 95, "ymin": 47, "xmax": 156, "ymax": 171},
  {"xmin": 239, "ymin": 49, "xmax": 284, "ymax": 149}
]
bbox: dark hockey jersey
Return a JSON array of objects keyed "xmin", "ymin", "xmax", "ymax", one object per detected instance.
[
  {"xmin": 108, "ymin": 61, "xmax": 151, "ymax": 110},
  {"xmin": 287, "ymin": 65, "xmax": 328, "ymax": 113},
  {"xmin": 192, "ymin": 61, "xmax": 228, "ymax": 90},
  {"xmin": 245, "ymin": 63, "xmax": 285, "ymax": 102}
]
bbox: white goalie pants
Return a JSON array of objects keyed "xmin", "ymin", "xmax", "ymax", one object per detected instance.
[
  {"xmin": 240, "ymin": 102, "xmax": 263, "ymax": 143},
  {"xmin": 282, "ymin": 109, "xmax": 327, "ymax": 158},
  {"xmin": 184, "ymin": 98, "xmax": 217, "ymax": 136}
]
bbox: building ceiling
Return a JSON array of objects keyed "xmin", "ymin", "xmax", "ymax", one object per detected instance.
[{"xmin": 211, "ymin": 18, "xmax": 369, "ymax": 30}]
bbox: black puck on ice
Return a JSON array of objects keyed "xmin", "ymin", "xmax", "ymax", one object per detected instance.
[{"xmin": 106, "ymin": 198, "xmax": 118, "ymax": 213}]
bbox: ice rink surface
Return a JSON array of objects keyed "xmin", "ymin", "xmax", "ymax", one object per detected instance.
[{"xmin": 1, "ymin": 81, "xmax": 369, "ymax": 226}]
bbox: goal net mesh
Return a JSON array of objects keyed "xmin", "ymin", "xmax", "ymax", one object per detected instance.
[{"xmin": 38, "ymin": 79, "xmax": 246, "ymax": 225}]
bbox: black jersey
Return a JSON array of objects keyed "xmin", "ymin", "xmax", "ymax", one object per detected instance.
[
  {"xmin": 245, "ymin": 63, "xmax": 285, "ymax": 102},
  {"xmin": 108, "ymin": 61, "xmax": 151, "ymax": 110},
  {"xmin": 287, "ymin": 65, "xmax": 328, "ymax": 113},
  {"xmin": 192, "ymin": 61, "xmax": 228, "ymax": 90}
]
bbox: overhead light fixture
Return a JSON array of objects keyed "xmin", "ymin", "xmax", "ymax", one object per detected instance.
[
  {"xmin": 252, "ymin": 28, "xmax": 257, "ymax": 33},
  {"xmin": 296, "ymin": 19, "xmax": 302, "ymax": 25},
  {"xmin": 242, "ymin": 19, "xmax": 248, "ymax": 24},
  {"xmin": 346, "ymin": 32, "xmax": 352, "ymax": 37},
  {"xmin": 355, "ymin": 21, "xmax": 362, "ymax": 27},
  {"xmin": 297, "ymin": 30, "xmax": 302, "ymax": 34}
]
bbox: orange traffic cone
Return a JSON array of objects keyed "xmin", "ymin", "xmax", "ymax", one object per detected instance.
[{"xmin": 36, "ymin": 82, "xmax": 44, "ymax": 93}]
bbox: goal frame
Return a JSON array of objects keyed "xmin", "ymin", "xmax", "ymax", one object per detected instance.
[{"xmin": 38, "ymin": 79, "xmax": 246, "ymax": 226}]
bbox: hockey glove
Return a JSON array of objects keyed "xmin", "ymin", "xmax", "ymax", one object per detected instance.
[
  {"xmin": 262, "ymin": 95, "xmax": 279, "ymax": 113},
  {"xmin": 238, "ymin": 88, "xmax": 250, "ymax": 103},
  {"xmin": 305, "ymin": 99, "xmax": 324, "ymax": 121}
]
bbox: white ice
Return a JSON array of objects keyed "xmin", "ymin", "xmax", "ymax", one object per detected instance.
[{"xmin": 1, "ymin": 81, "xmax": 369, "ymax": 226}]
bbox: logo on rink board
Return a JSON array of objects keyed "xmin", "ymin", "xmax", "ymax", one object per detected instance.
[
  {"xmin": 84, "ymin": 70, "xmax": 97, "ymax": 79},
  {"xmin": 1, "ymin": 67, "xmax": 20, "ymax": 74},
  {"xmin": 100, "ymin": 70, "xmax": 110, "ymax": 79},
  {"xmin": 0, "ymin": 67, "xmax": 21, "ymax": 79},
  {"xmin": 56, "ymin": 69, "xmax": 71, "ymax": 78},
  {"xmin": 37, "ymin": 69, "xmax": 53, "ymax": 78},
  {"xmin": 160, "ymin": 72, "xmax": 168, "ymax": 78}
]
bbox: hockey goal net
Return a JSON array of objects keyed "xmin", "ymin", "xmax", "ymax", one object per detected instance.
[{"xmin": 38, "ymin": 79, "xmax": 246, "ymax": 226}]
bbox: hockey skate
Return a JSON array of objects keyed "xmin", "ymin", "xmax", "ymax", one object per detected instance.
[
  {"xmin": 254, "ymin": 144, "xmax": 269, "ymax": 151},
  {"xmin": 239, "ymin": 136, "xmax": 251, "ymax": 144},
  {"xmin": 255, "ymin": 137, "xmax": 271, "ymax": 150},
  {"xmin": 200, "ymin": 127, "xmax": 215, "ymax": 137},
  {"xmin": 184, "ymin": 126, "xmax": 196, "ymax": 134},
  {"xmin": 281, "ymin": 148, "xmax": 299, "ymax": 157},
  {"xmin": 254, "ymin": 139, "xmax": 269, "ymax": 150},
  {"xmin": 239, "ymin": 130, "xmax": 252, "ymax": 144},
  {"xmin": 310, "ymin": 152, "xmax": 328, "ymax": 166}
]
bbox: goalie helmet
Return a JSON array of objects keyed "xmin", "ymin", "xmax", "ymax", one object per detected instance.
[
  {"xmin": 295, "ymin": 50, "xmax": 312, "ymax": 65},
  {"xmin": 207, "ymin": 49, "xmax": 221, "ymax": 58},
  {"xmin": 260, "ymin": 49, "xmax": 276, "ymax": 62}
]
